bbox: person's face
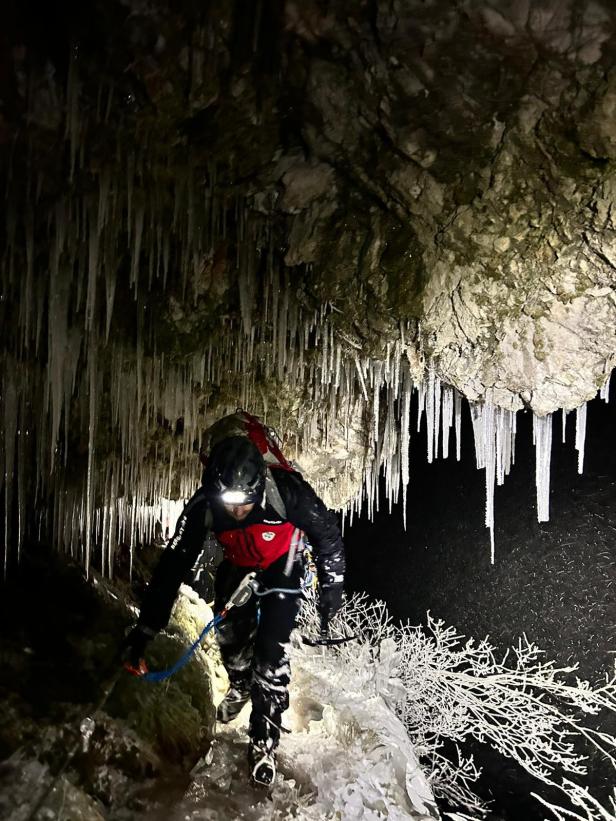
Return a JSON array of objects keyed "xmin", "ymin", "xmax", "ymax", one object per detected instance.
[{"xmin": 223, "ymin": 502, "xmax": 255, "ymax": 521}]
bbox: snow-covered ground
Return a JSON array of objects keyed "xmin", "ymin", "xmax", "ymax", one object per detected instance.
[{"xmin": 171, "ymin": 631, "xmax": 439, "ymax": 821}]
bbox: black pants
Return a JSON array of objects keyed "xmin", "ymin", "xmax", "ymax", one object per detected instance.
[{"xmin": 214, "ymin": 552, "xmax": 305, "ymax": 750}]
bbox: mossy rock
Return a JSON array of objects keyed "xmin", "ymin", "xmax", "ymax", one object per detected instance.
[{"xmin": 107, "ymin": 587, "xmax": 217, "ymax": 767}]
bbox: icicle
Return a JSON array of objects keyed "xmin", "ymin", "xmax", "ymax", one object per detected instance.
[
  {"xmin": 426, "ymin": 366, "xmax": 435, "ymax": 463},
  {"xmin": 600, "ymin": 372, "xmax": 611, "ymax": 403},
  {"xmin": 470, "ymin": 403, "xmax": 485, "ymax": 469},
  {"xmin": 441, "ymin": 386, "xmax": 453, "ymax": 460},
  {"xmin": 373, "ymin": 362, "xmax": 382, "ymax": 443},
  {"xmin": 84, "ymin": 341, "xmax": 98, "ymax": 578},
  {"xmin": 354, "ymin": 356, "xmax": 369, "ymax": 403},
  {"xmin": 416, "ymin": 379, "xmax": 425, "ymax": 433},
  {"xmin": 561, "ymin": 408, "xmax": 567, "ymax": 444},
  {"xmin": 400, "ymin": 368, "xmax": 412, "ymax": 529},
  {"xmin": 483, "ymin": 404, "xmax": 496, "ymax": 564},
  {"xmin": 533, "ymin": 413, "xmax": 552, "ymax": 522},
  {"xmin": 495, "ymin": 408, "xmax": 515, "ymax": 486},
  {"xmin": 454, "ymin": 390, "xmax": 462, "ymax": 461},
  {"xmin": 469, "ymin": 401, "xmax": 497, "ymax": 560},
  {"xmin": 433, "ymin": 374, "xmax": 441, "ymax": 459},
  {"xmin": 575, "ymin": 402, "xmax": 587, "ymax": 474}
]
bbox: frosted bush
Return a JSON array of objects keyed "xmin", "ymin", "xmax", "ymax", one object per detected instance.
[{"xmin": 299, "ymin": 593, "xmax": 616, "ymax": 819}]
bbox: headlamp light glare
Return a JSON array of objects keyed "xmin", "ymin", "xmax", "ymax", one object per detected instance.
[{"xmin": 221, "ymin": 490, "xmax": 250, "ymax": 505}]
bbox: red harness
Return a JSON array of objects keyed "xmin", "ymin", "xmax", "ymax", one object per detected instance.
[{"xmin": 217, "ymin": 521, "xmax": 297, "ymax": 568}]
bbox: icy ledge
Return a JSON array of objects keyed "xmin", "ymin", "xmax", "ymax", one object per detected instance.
[{"xmin": 176, "ymin": 592, "xmax": 616, "ymax": 820}]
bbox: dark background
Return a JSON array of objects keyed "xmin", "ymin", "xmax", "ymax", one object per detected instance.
[{"xmin": 345, "ymin": 393, "xmax": 616, "ymax": 819}]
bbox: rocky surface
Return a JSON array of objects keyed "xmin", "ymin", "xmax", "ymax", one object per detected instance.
[{"xmin": 0, "ymin": 546, "xmax": 218, "ymax": 819}]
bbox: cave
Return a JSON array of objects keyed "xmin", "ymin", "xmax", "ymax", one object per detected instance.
[{"xmin": 1, "ymin": 1, "xmax": 616, "ymax": 819}]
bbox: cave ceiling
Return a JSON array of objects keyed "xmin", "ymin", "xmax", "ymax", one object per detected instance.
[{"xmin": 1, "ymin": 0, "xmax": 616, "ymax": 566}]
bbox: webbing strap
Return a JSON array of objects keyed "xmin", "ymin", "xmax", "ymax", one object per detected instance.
[{"xmin": 264, "ymin": 470, "xmax": 287, "ymax": 518}]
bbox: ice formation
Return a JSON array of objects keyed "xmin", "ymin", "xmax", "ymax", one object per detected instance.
[{"xmin": 0, "ymin": 62, "xmax": 613, "ymax": 576}]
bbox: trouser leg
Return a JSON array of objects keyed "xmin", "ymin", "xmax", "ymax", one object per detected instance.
[
  {"xmin": 214, "ymin": 561, "xmax": 258, "ymax": 692},
  {"xmin": 249, "ymin": 558, "xmax": 304, "ymax": 751}
]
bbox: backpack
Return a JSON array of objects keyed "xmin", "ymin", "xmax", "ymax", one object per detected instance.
[{"xmin": 199, "ymin": 410, "xmax": 300, "ymax": 519}]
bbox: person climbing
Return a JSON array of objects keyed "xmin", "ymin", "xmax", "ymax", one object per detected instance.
[{"xmin": 121, "ymin": 412, "xmax": 346, "ymax": 787}]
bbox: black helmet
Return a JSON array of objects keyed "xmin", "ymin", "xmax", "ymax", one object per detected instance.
[{"xmin": 203, "ymin": 436, "xmax": 266, "ymax": 504}]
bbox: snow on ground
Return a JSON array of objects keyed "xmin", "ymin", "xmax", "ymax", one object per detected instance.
[{"xmin": 169, "ymin": 630, "xmax": 440, "ymax": 821}]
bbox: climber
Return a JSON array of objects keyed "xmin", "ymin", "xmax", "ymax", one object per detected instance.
[{"xmin": 121, "ymin": 421, "xmax": 346, "ymax": 788}]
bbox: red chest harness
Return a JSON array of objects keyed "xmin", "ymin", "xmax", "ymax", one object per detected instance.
[{"xmin": 216, "ymin": 520, "xmax": 297, "ymax": 568}]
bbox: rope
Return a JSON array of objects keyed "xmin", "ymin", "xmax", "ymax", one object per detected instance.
[
  {"xmin": 254, "ymin": 586, "xmax": 305, "ymax": 597},
  {"xmin": 141, "ymin": 613, "xmax": 225, "ymax": 683},
  {"xmin": 140, "ymin": 557, "xmax": 316, "ymax": 682}
]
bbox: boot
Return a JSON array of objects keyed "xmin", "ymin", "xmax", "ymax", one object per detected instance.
[
  {"xmin": 248, "ymin": 740, "xmax": 277, "ymax": 787},
  {"xmin": 216, "ymin": 683, "xmax": 250, "ymax": 723}
]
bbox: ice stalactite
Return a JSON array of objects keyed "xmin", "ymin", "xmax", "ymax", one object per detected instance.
[
  {"xmin": 575, "ymin": 402, "xmax": 587, "ymax": 475},
  {"xmin": 484, "ymin": 405, "xmax": 497, "ymax": 564},
  {"xmin": 533, "ymin": 414, "xmax": 553, "ymax": 523},
  {"xmin": 426, "ymin": 366, "xmax": 436, "ymax": 464},
  {"xmin": 467, "ymin": 402, "xmax": 517, "ymax": 561},
  {"xmin": 495, "ymin": 406, "xmax": 516, "ymax": 487},
  {"xmin": 400, "ymin": 367, "xmax": 412, "ymax": 529},
  {"xmin": 1, "ymin": 58, "xmax": 615, "ymax": 576},
  {"xmin": 601, "ymin": 372, "xmax": 611, "ymax": 403},
  {"xmin": 441, "ymin": 387, "xmax": 453, "ymax": 460},
  {"xmin": 454, "ymin": 390, "xmax": 462, "ymax": 461}
]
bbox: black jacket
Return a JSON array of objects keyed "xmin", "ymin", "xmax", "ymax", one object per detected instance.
[{"xmin": 138, "ymin": 469, "xmax": 345, "ymax": 632}]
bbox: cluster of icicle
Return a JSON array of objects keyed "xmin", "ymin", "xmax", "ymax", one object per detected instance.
[{"xmin": 0, "ymin": 57, "xmax": 613, "ymax": 577}]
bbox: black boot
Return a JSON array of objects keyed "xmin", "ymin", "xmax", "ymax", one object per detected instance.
[
  {"xmin": 217, "ymin": 681, "xmax": 251, "ymax": 723},
  {"xmin": 248, "ymin": 740, "xmax": 277, "ymax": 787}
]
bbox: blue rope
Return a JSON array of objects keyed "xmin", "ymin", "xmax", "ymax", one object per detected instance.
[
  {"xmin": 141, "ymin": 613, "xmax": 225, "ymax": 683},
  {"xmin": 139, "ymin": 564, "xmax": 315, "ymax": 683}
]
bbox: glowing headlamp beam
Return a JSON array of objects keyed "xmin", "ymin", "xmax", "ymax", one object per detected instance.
[{"xmin": 221, "ymin": 490, "xmax": 251, "ymax": 505}]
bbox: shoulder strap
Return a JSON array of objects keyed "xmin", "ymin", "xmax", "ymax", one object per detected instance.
[{"xmin": 264, "ymin": 470, "xmax": 287, "ymax": 519}]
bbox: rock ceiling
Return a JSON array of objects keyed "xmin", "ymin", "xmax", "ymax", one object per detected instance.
[{"xmin": 1, "ymin": 1, "xmax": 616, "ymax": 569}]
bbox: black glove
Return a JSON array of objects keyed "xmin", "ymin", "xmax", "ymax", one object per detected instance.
[
  {"xmin": 318, "ymin": 584, "xmax": 344, "ymax": 634},
  {"xmin": 120, "ymin": 625, "xmax": 154, "ymax": 669}
]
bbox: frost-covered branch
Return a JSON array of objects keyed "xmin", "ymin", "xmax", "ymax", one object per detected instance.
[{"xmin": 298, "ymin": 593, "xmax": 616, "ymax": 819}]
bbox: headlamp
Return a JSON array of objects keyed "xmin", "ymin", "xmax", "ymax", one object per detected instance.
[{"xmin": 221, "ymin": 490, "xmax": 251, "ymax": 505}]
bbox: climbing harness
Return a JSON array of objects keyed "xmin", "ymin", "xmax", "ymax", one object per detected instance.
[
  {"xmin": 124, "ymin": 571, "xmax": 260, "ymax": 682},
  {"xmin": 125, "ymin": 563, "xmax": 314, "ymax": 682},
  {"xmin": 125, "ymin": 551, "xmax": 320, "ymax": 683}
]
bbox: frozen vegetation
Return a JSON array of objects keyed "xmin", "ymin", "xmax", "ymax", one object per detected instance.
[{"xmin": 143, "ymin": 591, "xmax": 616, "ymax": 820}]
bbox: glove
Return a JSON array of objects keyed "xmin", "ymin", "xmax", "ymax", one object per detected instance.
[
  {"xmin": 318, "ymin": 584, "xmax": 344, "ymax": 634},
  {"xmin": 120, "ymin": 625, "xmax": 154, "ymax": 670}
]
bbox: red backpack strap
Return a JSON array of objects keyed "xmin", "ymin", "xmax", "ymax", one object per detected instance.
[{"xmin": 239, "ymin": 410, "xmax": 293, "ymax": 471}]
